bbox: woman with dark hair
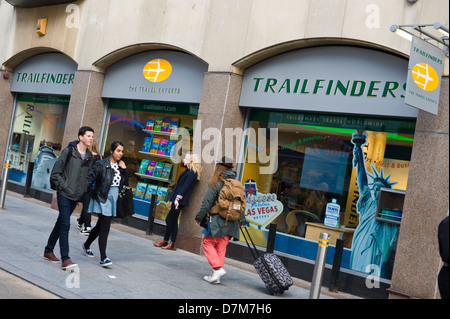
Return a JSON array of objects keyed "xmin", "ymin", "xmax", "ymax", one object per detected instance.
[{"xmin": 81, "ymin": 141, "xmax": 128, "ymax": 267}]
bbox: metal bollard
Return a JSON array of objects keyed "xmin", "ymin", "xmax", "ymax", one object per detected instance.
[
  {"xmin": 309, "ymin": 232, "xmax": 330, "ymax": 299},
  {"xmin": 266, "ymin": 223, "xmax": 277, "ymax": 253},
  {"xmin": 0, "ymin": 160, "xmax": 11, "ymax": 209},
  {"xmin": 24, "ymin": 161, "xmax": 34, "ymax": 198}
]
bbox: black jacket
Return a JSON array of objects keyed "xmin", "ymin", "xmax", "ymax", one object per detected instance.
[
  {"xmin": 439, "ymin": 216, "xmax": 449, "ymax": 264},
  {"xmin": 50, "ymin": 141, "xmax": 93, "ymax": 201},
  {"xmin": 169, "ymin": 169, "xmax": 198, "ymax": 207},
  {"xmin": 87, "ymin": 157, "xmax": 129, "ymax": 204}
]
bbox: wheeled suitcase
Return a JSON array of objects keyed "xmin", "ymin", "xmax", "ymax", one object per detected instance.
[{"xmin": 241, "ymin": 227, "xmax": 293, "ymax": 295}]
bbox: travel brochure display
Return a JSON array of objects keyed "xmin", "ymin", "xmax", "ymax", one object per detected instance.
[
  {"xmin": 134, "ymin": 182, "xmax": 168, "ymax": 204},
  {"xmin": 145, "ymin": 116, "xmax": 180, "ymax": 134},
  {"xmin": 134, "ymin": 115, "xmax": 190, "ymax": 222},
  {"xmin": 141, "ymin": 136, "xmax": 176, "ymax": 157},
  {"xmin": 137, "ymin": 159, "xmax": 173, "ymax": 180}
]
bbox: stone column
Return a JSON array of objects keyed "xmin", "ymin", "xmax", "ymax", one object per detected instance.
[
  {"xmin": 389, "ymin": 77, "xmax": 449, "ymax": 299},
  {"xmin": 60, "ymin": 70, "xmax": 106, "ymax": 148},
  {"xmin": 0, "ymin": 71, "xmax": 15, "ymax": 167},
  {"xmin": 51, "ymin": 70, "xmax": 105, "ymax": 209},
  {"xmin": 176, "ymin": 72, "xmax": 245, "ymax": 254}
]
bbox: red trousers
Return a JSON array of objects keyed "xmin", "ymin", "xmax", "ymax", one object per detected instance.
[{"xmin": 202, "ymin": 235, "xmax": 230, "ymax": 269}]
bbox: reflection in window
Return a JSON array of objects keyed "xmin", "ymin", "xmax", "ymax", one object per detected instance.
[
  {"xmin": 241, "ymin": 109, "xmax": 415, "ymax": 239},
  {"xmin": 8, "ymin": 94, "xmax": 69, "ymax": 190}
]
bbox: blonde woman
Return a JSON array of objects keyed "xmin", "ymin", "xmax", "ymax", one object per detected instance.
[{"xmin": 154, "ymin": 153, "xmax": 202, "ymax": 250}]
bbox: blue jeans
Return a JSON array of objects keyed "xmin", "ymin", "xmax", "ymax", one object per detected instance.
[{"xmin": 44, "ymin": 193, "xmax": 78, "ymax": 261}]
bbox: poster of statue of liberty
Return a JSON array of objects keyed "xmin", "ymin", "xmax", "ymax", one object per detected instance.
[{"xmin": 350, "ymin": 130, "xmax": 400, "ymax": 279}]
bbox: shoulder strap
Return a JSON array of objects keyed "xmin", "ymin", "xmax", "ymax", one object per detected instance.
[
  {"xmin": 66, "ymin": 146, "xmax": 73, "ymax": 166},
  {"xmin": 60, "ymin": 146, "xmax": 73, "ymax": 169}
]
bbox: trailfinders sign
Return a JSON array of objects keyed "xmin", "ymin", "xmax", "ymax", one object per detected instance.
[
  {"xmin": 405, "ymin": 37, "xmax": 445, "ymax": 115},
  {"xmin": 240, "ymin": 46, "xmax": 419, "ymax": 118},
  {"xmin": 11, "ymin": 53, "xmax": 77, "ymax": 96}
]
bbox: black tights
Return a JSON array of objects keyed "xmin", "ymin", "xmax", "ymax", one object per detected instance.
[
  {"xmin": 164, "ymin": 202, "xmax": 184, "ymax": 243},
  {"xmin": 84, "ymin": 214, "xmax": 112, "ymax": 260}
]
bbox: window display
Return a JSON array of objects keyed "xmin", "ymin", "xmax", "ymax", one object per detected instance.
[
  {"xmin": 240, "ymin": 108, "xmax": 416, "ymax": 279},
  {"xmin": 7, "ymin": 94, "xmax": 69, "ymax": 190},
  {"xmin": 102, "ymin": 99, "xmax": 197, "ymax": 221}
]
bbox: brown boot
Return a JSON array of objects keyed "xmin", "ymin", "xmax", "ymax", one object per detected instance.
[
  {"xmin": 162, "ymin": 242, "xmax": 176, "ymax": 250},
  {"xmin": 153, "ymin": 240, "xmax": 167, "ymax": 247}
]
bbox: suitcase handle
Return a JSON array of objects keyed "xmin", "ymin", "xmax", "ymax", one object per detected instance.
[{"xmin": 240, "ymin": 227, "xmax": 260, "ymax": 261}]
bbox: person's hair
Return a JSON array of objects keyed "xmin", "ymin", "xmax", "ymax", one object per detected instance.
[
  {"xmin": 209, "ymin": 163, "xmax": 231, "ymax": 190},
  {"xmin": 303, "ymin": 190, "xmax": 327, "ymax": 219},
  {"xmin": 78, "ymin": 126, "xmax": 94, "ymax": 139},
  {"xmin": 89, "ymin": 141, "xmax": 100, "ymax": 155},
  {"xmin": 185, "ymin": 153, "xmax": 202, "ymax": 180},
  {"xmin": 109, "ymin": 141, "xmax": 124, "ymax": 155}
]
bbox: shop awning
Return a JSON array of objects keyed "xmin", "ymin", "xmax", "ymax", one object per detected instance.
[{"xmin": 5, "ymin": 0, "xmax": 76, "ymax": 7}]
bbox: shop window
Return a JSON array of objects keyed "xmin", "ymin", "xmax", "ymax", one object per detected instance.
[
  {"xmin": 7, "ymin": 94, "xmax": 69, "ymax": 190},
  {"xmin": 240, "ymin": 109, "xmax": 416, "ymax": 279},
  {"xmin": 102, "ymin": 99, "xmax": 198, "ymax": 221}
]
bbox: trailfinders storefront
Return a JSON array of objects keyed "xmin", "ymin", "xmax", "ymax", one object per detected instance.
[
  {"xmin": 6, "ymin": 53, "xmax": 76, "ymax": 201},
  {"xmin": 235, "ymin": 46, "xmax": 418, "ymax": 296},
  {"xmin": 100, "ymin": 50, "xmax": 207, "ymax": 225}
]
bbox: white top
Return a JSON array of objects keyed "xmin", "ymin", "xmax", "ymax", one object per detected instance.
[{"xmin": 110, "ymin": 162, "xmax": 121, "ymax": 186}]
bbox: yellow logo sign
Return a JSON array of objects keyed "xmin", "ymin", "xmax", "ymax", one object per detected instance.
[
  {"xmin": 411, "ymin": 62, "xmax": 439, "ymax": 91},
  {"xmin": 143, "ymin": 59, "xmax": 172, "ymax": 83}
]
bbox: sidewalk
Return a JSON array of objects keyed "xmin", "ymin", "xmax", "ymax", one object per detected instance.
[{"xmin": 0, "ymin": 191, "xmax": 339, "ymax": 300}]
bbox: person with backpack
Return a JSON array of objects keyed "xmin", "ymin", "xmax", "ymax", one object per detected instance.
[
  {"xmin": 195, "ymin": 156, "xmax": 246, "ymax": 284},
  {"xmin": 44, "ymin": 126, "xmax": 94, "ymax": 270}
]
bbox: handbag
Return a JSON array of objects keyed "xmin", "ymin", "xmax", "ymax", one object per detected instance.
[{"xmin": 116, "ymin": 186, "xmax": 135, "ymax": 218}]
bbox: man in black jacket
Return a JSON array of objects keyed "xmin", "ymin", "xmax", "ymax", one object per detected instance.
[{"xmin": 44, "ymin": 126, "xmax": 94, "ymax": 270}]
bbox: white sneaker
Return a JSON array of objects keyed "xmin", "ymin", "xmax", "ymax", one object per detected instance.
[
  {"xmin": 80, "ymin": 227, "xmax": 91, "ymax": 236},
  {"xmin": 216, "ymin": 268, "xmax": 227, "ymax": 278},
  {"xmin": 204, "ymin": 272, "xmax": 220, "ymax": 284},
  {"xmin": 204, "ymin": 268, "xmax": 227, "ymax": 284}
]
